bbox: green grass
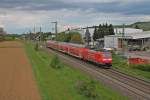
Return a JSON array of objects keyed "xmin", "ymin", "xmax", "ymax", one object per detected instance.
[
  {"xmin": 0, "ymin": 35, "xmax": 17, "ymax": 41},
  {"xmin": 112, "ymin": 53, "xmax": 150, "ymax": 81},
  {"xmin": 24, "ymin": 41, "xmax": 128, "ymax": 100}
]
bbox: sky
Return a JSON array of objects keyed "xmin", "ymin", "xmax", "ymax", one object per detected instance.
[{"xmin": 0, "ymin": 0, "xmax": 150, "ymax": 34}]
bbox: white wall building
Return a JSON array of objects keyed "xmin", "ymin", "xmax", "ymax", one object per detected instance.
[
  {"xmin": 114, "ymin": 28, "xmax": 143, "ymax": 35},
  {"xmin": 71, "ymin": 28, "xmax": 143, "ymax": 38},
  {"xmin": 104, "ymin": 30, "xmax": 150, "ymax": 49},
  {"xmin": 68, "ymin": 27, "xmax": 150, "ymax": 49}
]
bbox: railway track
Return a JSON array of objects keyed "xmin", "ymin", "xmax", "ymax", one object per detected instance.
[
  {"xmin": 109, "ymin": 68, "xmax": 150, "ymax": 93},
  {"xmin": 97, "ymin": 69, "xmax": 150, "ymax": 99},
  {"xmin": 44, "ymin": 47, "xmax": 150, "ymax": 100}
]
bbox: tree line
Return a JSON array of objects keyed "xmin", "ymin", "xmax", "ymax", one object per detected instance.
[
  {"xmin": 24, "ymin": 32, "xmax": 50, "ymax": 41},
  {"xmin": 23, "ymin": 31, "xmax": 83, "ymax": 44},
  {"xmin": 56, "ymin": 32, "xmax": 83, "ymax": 44},
  {"xmin": 93, "ymin": 24, "xmax": 114, "ymax": 41},
  {"xmin": 23, "ymin": 23, "xmax": 114, "ymax": 45},
  {"xmin": 0, "ymin": 34, "xmax": 20, "ymax": 41},
  {"xmin": 84, "ymin": 24, "xmax": 114, "ymax": 46}
]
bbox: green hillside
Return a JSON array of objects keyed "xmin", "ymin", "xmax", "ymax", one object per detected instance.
[
  {"xmin": 130, "ymin": 21, "xmax": 150, "ymax": 31},
  {"xmin": 115, "ymin": 21, "xmax": 150, "ymax": 31}
]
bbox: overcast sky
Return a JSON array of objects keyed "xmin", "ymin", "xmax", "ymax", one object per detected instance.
[{"xmin": 0, "ymin": 0, "xmax": 150, "ymax": 34}]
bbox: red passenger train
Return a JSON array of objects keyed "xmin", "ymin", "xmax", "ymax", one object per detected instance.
[{"xmin": 46, "ymin": 40, "xmax": 112, "ymax": 68}]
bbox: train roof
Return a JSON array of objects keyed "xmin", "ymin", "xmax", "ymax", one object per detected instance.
[
  {"xmin": 47, "ymin": 40, "xmax": 85, "ymax": 47},
  {"xmin": 47, "ymin": 40, "xmax": 111, "ymax": 53},
  {"xmin": 68, "ymin": 43, "xmax": 85, "ymax": 48},
  {"xmin": 57, "ymin": 41, "xmax": 85, "ymax": 48}
]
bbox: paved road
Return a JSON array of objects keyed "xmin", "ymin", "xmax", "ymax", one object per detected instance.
[{"xmin": 0, "ymin": 41, "xmax": 41, "ymax": 100}]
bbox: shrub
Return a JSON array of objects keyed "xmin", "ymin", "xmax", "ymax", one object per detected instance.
[
  {"xmin": 112, "ymin": 53, "xmax": 129, "ymax": 68},
  {"xmin": 50, "ymin": 55, "xmax": 62, "ymax": 69},
  {"xmin": 0, "ymin": 35, "xmax": 5, "ymax": 41},
  {"xmin": 76, "ymin": 80, "xmax": 99, "ymax": 99},
  {"xmin": 130, "ymin": 64, "xmax": 150, "ymax": 72},
  {"xmin": 34, "ymin": 43, "xmax": 39, "ymax": 51}
]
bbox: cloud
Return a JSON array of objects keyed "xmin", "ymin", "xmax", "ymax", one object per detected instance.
[
  {"xmin": 0, "ymin": 0, "xmax": 150, "ymax": 34},
  {"xmin": 0, "ymin": 8, "xmax": 149, "ymax": 34},
  {"xmin": 0, "ymin": 0, "xmax": 150, "ymax": 15}
]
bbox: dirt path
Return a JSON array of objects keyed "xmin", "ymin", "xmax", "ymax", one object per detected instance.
[{"xmin": 0, "ymin": 41, "xmax": 41, "ymax": 100}]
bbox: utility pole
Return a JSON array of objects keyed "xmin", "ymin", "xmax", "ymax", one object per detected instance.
[
  {"xmin": 40, "ymin": 26, "xmax": 42, "ymax": 33},
  {"xmin": 51, "ymin": 21, "xmax": 58, "ymax": 40},
  {"xmin": 122, "ymin": 24, "xmax": 125, "ymax": 37},
  {"xmin": 39, "ymin": 26, "xmax": 42, "ymax": 41},
  {"xmin": 122, "ymin": 24, "xmax": 125, "ymax": 56},
  {"xmin": 29, "ymin": 29, "xmax": 32, "ymax": 41},
  {"xmin": 34, "ymin": 25, "xmax": 36, "ymax": 34},
  {"xmin": 33, "ymin": 25, "xmax": 36, "ymax": 42}
]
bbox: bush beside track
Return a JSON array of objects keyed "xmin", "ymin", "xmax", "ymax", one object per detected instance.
[
  {"xmin": 112, "ymin": 53, "xmax": 150, "ymax": 81},
  {"xmin": 24, "ymin": 41, "xmax": 127, "ymax": 100}
]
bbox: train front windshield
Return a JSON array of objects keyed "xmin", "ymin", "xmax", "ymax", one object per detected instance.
[{"xmin": 102, "ymin": 52, "xmax": 112, "ymax": 59}]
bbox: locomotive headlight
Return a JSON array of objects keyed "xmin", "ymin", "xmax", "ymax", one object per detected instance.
[{"xmin": 102, "ymin": 59, "xmax": 112, "ymax": 62}]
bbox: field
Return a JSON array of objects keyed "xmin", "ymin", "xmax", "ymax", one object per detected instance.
[
  {"xmin": 0, "ymin": 41, "xmax": 41, "ymax": 100},
  {"xmin": 24, "ymin": 41, "xmax": 128, "ymax": 100}
]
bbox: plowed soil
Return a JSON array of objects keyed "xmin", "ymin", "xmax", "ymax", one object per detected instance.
[{"xmin": 0, "ymin": 41, "xmax": 41, "ymax": 100}]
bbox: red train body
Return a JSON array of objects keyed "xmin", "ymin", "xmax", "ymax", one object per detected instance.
[{"xmin": 46, "ymin": 40, "xmax": 112, "ymax": 67}]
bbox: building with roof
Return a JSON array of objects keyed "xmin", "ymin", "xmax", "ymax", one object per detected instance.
[
  {"xmin": 114, "ymin": 28, "xmax": 143, "ymax": 35},
  {"xmin": 104, "ymin": 30, "xmax": 150, "ymax": 49},
  {"xmin": 66, "ymin": 27, "xmax": 149, "ymax": 49},
  {"xmin": 68, "ymin": 27, "xmax": 143, "ymax": 38}
]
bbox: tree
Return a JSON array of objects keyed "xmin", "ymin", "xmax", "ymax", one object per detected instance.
[
  {"xmin": 109, "ymin": 24, "xmax": 115, "ymax": 35},
  {"xmin": 56, "ymin": 32, "xmax": 66, "ymax": 41},
  {"xmin": 135, "ymin": 25, "xmax": 140, "ymax": 29},
  {"xmin": 70, "ymin": 32, "xmax": 83, "ymax": 44},
  {"xmin": 98, "ymin": 24, "xmax": 103, "ymax": 39},
  {"xmin": 65, "ymin": 32, "xmax": 72, "ymax": 42},
  {"xmin": 85, "ymin": 28, "xmax": 91, "ymax": 45},
  {"xmin": 105, "ymin": 23, "xmax": 110, "ymax": 36},
  {"xmin": 91, "ymin": 23, "xmax": 115, "ymax": 41},
  {"xmin": 93, "ymin": 26, "xmax": 98, "ymax": 41},
  {"xmin": 67, "ymin": 28, "xmax": 70, "ymax": 31}
]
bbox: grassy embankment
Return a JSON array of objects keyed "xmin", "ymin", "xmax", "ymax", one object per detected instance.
[
  {"xmin": 24, "ymin": 41, "xmax": 127, "ymax": 100},
  {"xmin": 0, "ymin": 35, "xmax": 17, "ymax": 41},
  {"xmin": 112, "ymin": 53, "xmax": 150, "ymax": 81}
]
